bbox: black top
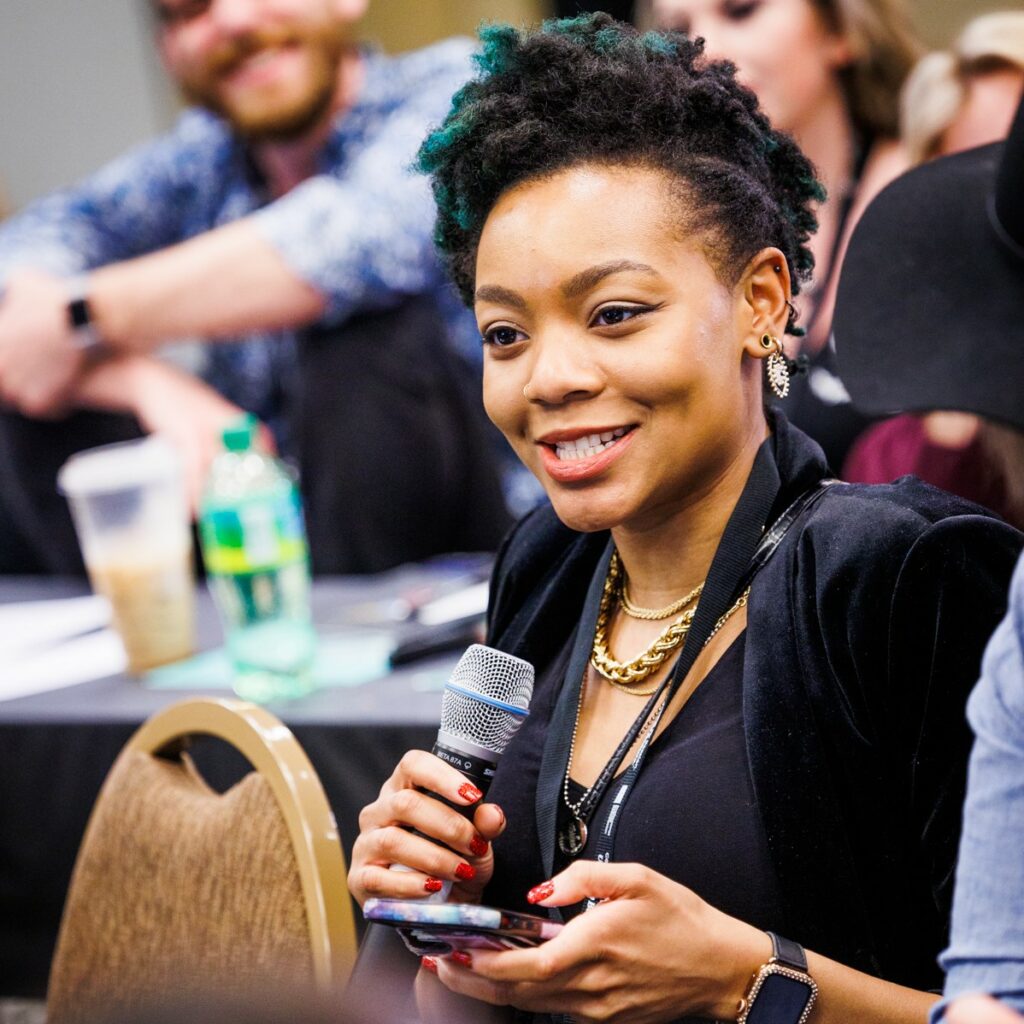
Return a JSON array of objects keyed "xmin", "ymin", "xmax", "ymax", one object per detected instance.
[
  {"xmin": 486, "ymin": 411, "xmax": 1023, "ymax": 991},
  {"xmin": 486, "ymin": 632, "xmax": 788, "ymax": 942}
]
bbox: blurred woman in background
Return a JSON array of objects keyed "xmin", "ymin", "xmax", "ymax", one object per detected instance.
[
  {"xmin": 901, "ymin": 11, "xmax": 1024, "ymax": 162},
  {"xmin": 652, "ymin": 0, "xmax": 921, "ymax": 471},
  {"xmin": 843, "ymin": 12, "xmax": 1024, "ymax": 528}
]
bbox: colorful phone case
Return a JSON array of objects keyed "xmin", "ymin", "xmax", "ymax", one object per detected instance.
[{"xmin": 364, "ymin": 898, "xmax": 563, "ymax": 955}]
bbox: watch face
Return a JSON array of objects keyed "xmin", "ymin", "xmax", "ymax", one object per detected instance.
[{"xmin": 747, "ymin": 972, "xmax": 814, "ymax": 1024}]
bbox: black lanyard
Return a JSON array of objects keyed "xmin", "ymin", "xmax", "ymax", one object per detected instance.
[
  {"xmin": 535, "ymin": 439, "xmax": 783, "ymax": 887},
  {"xmin": 586, "ymin": 478, "xmax": 842, "ymax": 882}
]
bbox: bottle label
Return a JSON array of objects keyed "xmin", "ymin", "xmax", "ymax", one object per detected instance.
[{"xmin": 200, "ymin": 489, "xmax": 308, "ymax": 575}]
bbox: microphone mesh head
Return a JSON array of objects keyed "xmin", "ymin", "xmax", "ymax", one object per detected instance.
[{"xmin": 440, "ymin": 644, "xmax": 534, "ymax": 756}]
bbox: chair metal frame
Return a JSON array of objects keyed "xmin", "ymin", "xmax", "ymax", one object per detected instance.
[{"xmin": 62, "ymin": 696, "xmax": 357, "ymax": 992}]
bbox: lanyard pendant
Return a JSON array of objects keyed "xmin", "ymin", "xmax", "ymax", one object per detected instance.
[{"xmin": 558, "ymin": 816, "xmax": 588, "ymax": 857}]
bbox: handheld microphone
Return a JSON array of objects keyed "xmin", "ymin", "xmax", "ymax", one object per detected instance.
[
  {"xmin": 352, "ymin": 644, "xmax": 537, "ymax": 1000},
  {"xmin": 393, "ymin": 643, "xmax": 534, "ymax": 900},
  {"xmin": 432, "ymin": 643, "xmax": 534, "ymax": 798}
]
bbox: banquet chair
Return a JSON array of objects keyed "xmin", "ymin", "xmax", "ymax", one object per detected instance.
[{"xmin": 46, "ymin": 697, "xmax": 357, "ymax": 1024}]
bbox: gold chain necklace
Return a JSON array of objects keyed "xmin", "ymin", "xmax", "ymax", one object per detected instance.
[
  {"xmin": 564, "ymin": 579, "xmax": 750, "ymax": 850},
  {"xmin": 590, "ymin": 552, "xmax": 691, "ymax": 689},
  {"xmin": 620, "ymin": 579, "xmax": 704, "ymax": 620},
  {"xmin": 563, "ymin": 554, "xmax": 751, "ymax": 855},
  {"xmin": 590, "ymin": 551, "xmax": 750, "ymax": 693}
]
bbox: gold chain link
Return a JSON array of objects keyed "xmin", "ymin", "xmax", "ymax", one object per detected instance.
[
  {"xmin": 590, "ymin": 551, "xmax": 750, "ymax": 691},
  {"xmin": 620, "ymin": 579, "xmax": 705, "ymax": 621}
]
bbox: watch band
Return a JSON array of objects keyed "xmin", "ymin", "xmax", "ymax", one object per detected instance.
[
  {"xmin": 736, "ymin": 933, "xmax": 817, "ymax": 1024},
  {"xmin": 65, "ymin": 275, "xmax": 106, "ymax": 355},
  {"xmin": 767, "ymin": 931, "xmax": 808, "ymax": 972}
]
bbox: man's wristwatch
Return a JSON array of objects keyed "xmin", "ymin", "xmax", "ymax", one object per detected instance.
[
  {"xmin": 65, "ymin": 275, "xmax": 106, "ymax": 355},
  {"xmin": 736, "ymin": 931, "xmax": 818, "ymax": 1024}
]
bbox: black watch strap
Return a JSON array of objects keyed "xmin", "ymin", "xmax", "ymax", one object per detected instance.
[
  {"xmin": 65, "ymin": 275, "xmax": 106, "ymax": 355},
  {"xmin": 767, "ymin": 931, "xmax": 808, "ymax": 973}
]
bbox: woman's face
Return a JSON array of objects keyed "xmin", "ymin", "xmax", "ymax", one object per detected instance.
[
  {"xmin": 475, "ymin": 164, "xmax": 776, "ymax": 535},
  {"xmin": 652, "ymin": 0, "xmax": 852, "ymax": 135}
]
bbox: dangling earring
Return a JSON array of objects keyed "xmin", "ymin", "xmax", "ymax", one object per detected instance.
[{"xmin": 760, "ymin": 333, "xmax": 790, "ymax": 399}]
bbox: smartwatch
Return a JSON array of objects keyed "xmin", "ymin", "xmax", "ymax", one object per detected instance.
[
  {"xmin": 736, "ymin": 932, "xmax": 818, "ymax": 1024},
  {"xmin": 66, "ymin": 275, "xmax": 106, "ymax": 355}
]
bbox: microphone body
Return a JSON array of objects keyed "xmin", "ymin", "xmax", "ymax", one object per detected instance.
[{"xmin": 400, "ymin": 644, "xmax": 535, "ymax": 898}]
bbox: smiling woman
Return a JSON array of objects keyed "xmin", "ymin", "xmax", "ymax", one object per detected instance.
[
  {"xmin": 347, "ymin": 14, "xmax": 1022, "ymax": 1024},
  {"xmin": 475, "ymin": 163, "xmax": 778, "ymax": 533}
]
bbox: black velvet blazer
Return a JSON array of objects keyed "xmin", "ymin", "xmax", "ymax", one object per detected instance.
[{"xmin": 485, "ymin": 413, "xmax": 1022, "ymax": 991}]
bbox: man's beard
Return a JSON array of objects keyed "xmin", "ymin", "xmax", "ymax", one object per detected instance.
[{"xmin": 178, "ymin": 22, "xmax": 347, "ymax": 142}]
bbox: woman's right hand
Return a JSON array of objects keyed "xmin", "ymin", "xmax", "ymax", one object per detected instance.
[{"xmin": 348, "ymin": 749, "xmax": 507, "ymax": 907}]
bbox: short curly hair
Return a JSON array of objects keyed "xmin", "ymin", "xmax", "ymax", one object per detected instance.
[{"xmin": 417, "ymin": 13, "xmax": 823, "ymax": 335}]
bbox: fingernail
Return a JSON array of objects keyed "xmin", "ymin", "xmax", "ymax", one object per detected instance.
[
  {"xmin": 459, "ymin": 783, "xmax": 483, "ymax": 803},
  {"xmin": 527, "ymin": 880, "xmax": 554, "ymax": 904},
  {"xmin": 455, "ymin": 862, "xmax": 476, "ymax": 881},
  {"xmin": 421, "ymin": 956, "xmax": 438, "ymax": 974},
  {"xmin": 450, "ymin": 950, "xmax": 473, "ymax": 968},
  {"xmin": 424, "ymin": 877, "xmax": 444, "ymax": 893},
  {"xmin": 469, "ymin": 834, "xmax": 488, "ymax": 857}
]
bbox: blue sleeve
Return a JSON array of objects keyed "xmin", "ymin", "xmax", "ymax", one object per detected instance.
[
  {"xmin": 0, "ymin": 110, "xmax": 226, "ymax": 284},
  {"xmin": 932, "ymin": 553, "xmax": 1024, "ymax": 1020},
  {"xmin": 251, "ymin": 40, "xmax": 474, "ymax": 323}
]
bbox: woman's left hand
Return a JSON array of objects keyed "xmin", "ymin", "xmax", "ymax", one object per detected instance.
[{"xmin": 431, "ymin": 860, "xmax": 770, "ymax": 1024}]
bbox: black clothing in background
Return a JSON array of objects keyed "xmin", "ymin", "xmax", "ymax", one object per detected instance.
[
  {"xmin": 486, "ymin": 411, "xmax": 1022, "ymax": 993},
  {"xmin": 783, "ymin": 338, "xmax": 874, "ymax": 473},
  {"xmin": 295, "ymin": 299, "xmax": 511, "ymax": 573},
  {"xmin": 554, "ymin": 1, "xmax": 635, "ymax": 22},
  {"xmin": 0, "ymin": 296, "xmax": 511, "ymax": 576},
  {"xmin": 487, "ymin": 631, "xmax": 789, "ymax": 940}
]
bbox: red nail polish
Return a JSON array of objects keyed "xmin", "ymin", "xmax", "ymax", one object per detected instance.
[
  {"xmin": 424, "ymin": 877, "xmax": 444, "ymax": 893},
  {"xmin": 469, "ymin": 835, "xmax": 488, "ymax": 857},
  {"xmin": 421, "ymin": 956, "xmax": 438, "ymax": 974},
  {"xmin": 527, "ymin": 880, "xmax": 554, "ymax": 904},
  {"xmin": 450, "ymin": 950, "xmax": 473, "ymax": 968},
  {"xmin": 455, "ymin": 862, "xmax": 476, "ymax": 881},
  {"xmin": 459, "ymin": 782, "xmax": 483, "ymax": 803}
]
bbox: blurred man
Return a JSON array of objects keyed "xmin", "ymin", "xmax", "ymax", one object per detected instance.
[{"xmin": 0, "ymin": 0, "xmax": 510, "ymax": 574}]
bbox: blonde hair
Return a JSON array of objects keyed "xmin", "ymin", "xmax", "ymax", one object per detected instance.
[
  {"xmin": 812, "ymin": 0, "xmax": 923, "ymax": 139},
  {"xmin": 901, "ymin": 12, "xmax": 1024, "ymax": 163}
]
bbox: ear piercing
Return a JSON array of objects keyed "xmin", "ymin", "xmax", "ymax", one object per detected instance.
[{"xmin": 760, "ymin": 333, "xmax": 791, "ymax": 399}]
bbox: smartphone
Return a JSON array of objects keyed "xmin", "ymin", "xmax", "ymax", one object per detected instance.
[{"xmin": 364, "ymin": 898, "xmax": 564, "ymax": 956}]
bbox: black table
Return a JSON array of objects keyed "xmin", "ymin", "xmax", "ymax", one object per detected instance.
[{"xmin": 0, "ymin": 571, "xmax": 477, "ymax": 997}]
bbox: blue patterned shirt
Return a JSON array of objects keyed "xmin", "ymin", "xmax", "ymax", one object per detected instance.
[{"xmin": 0, "ymin": 39, "xmax": 480, "ymax": 439}]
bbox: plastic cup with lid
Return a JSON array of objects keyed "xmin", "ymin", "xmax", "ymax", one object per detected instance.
[{"xmin": 57, "ymin": 435, "xmax": 195, "ymax": 674}]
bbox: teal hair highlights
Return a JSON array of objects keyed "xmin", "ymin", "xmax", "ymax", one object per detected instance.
[{"xmin": 417, "ymin": 13, "xmax": 822, "ymax": 335}]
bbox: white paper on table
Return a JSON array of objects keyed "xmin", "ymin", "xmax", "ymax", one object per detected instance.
[
  {"xmin": 416, "ymin": 581, "xmax": 489, "ymax": 627},
  {"xmin": 0, "ymin": 594, "xmax": 112, "ymax": 660},
  {"xmin": 0, "ymin": 594, "xmax": 126, "ymax": 701},
  {"xmin": 0, "ymin": 628, "xmax": 127, "ymax": 702}
]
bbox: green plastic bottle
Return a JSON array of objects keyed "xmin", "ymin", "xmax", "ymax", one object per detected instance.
[{"xmin": 198, "ymin": 415, "xmax": 316, "ymax": 701}]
